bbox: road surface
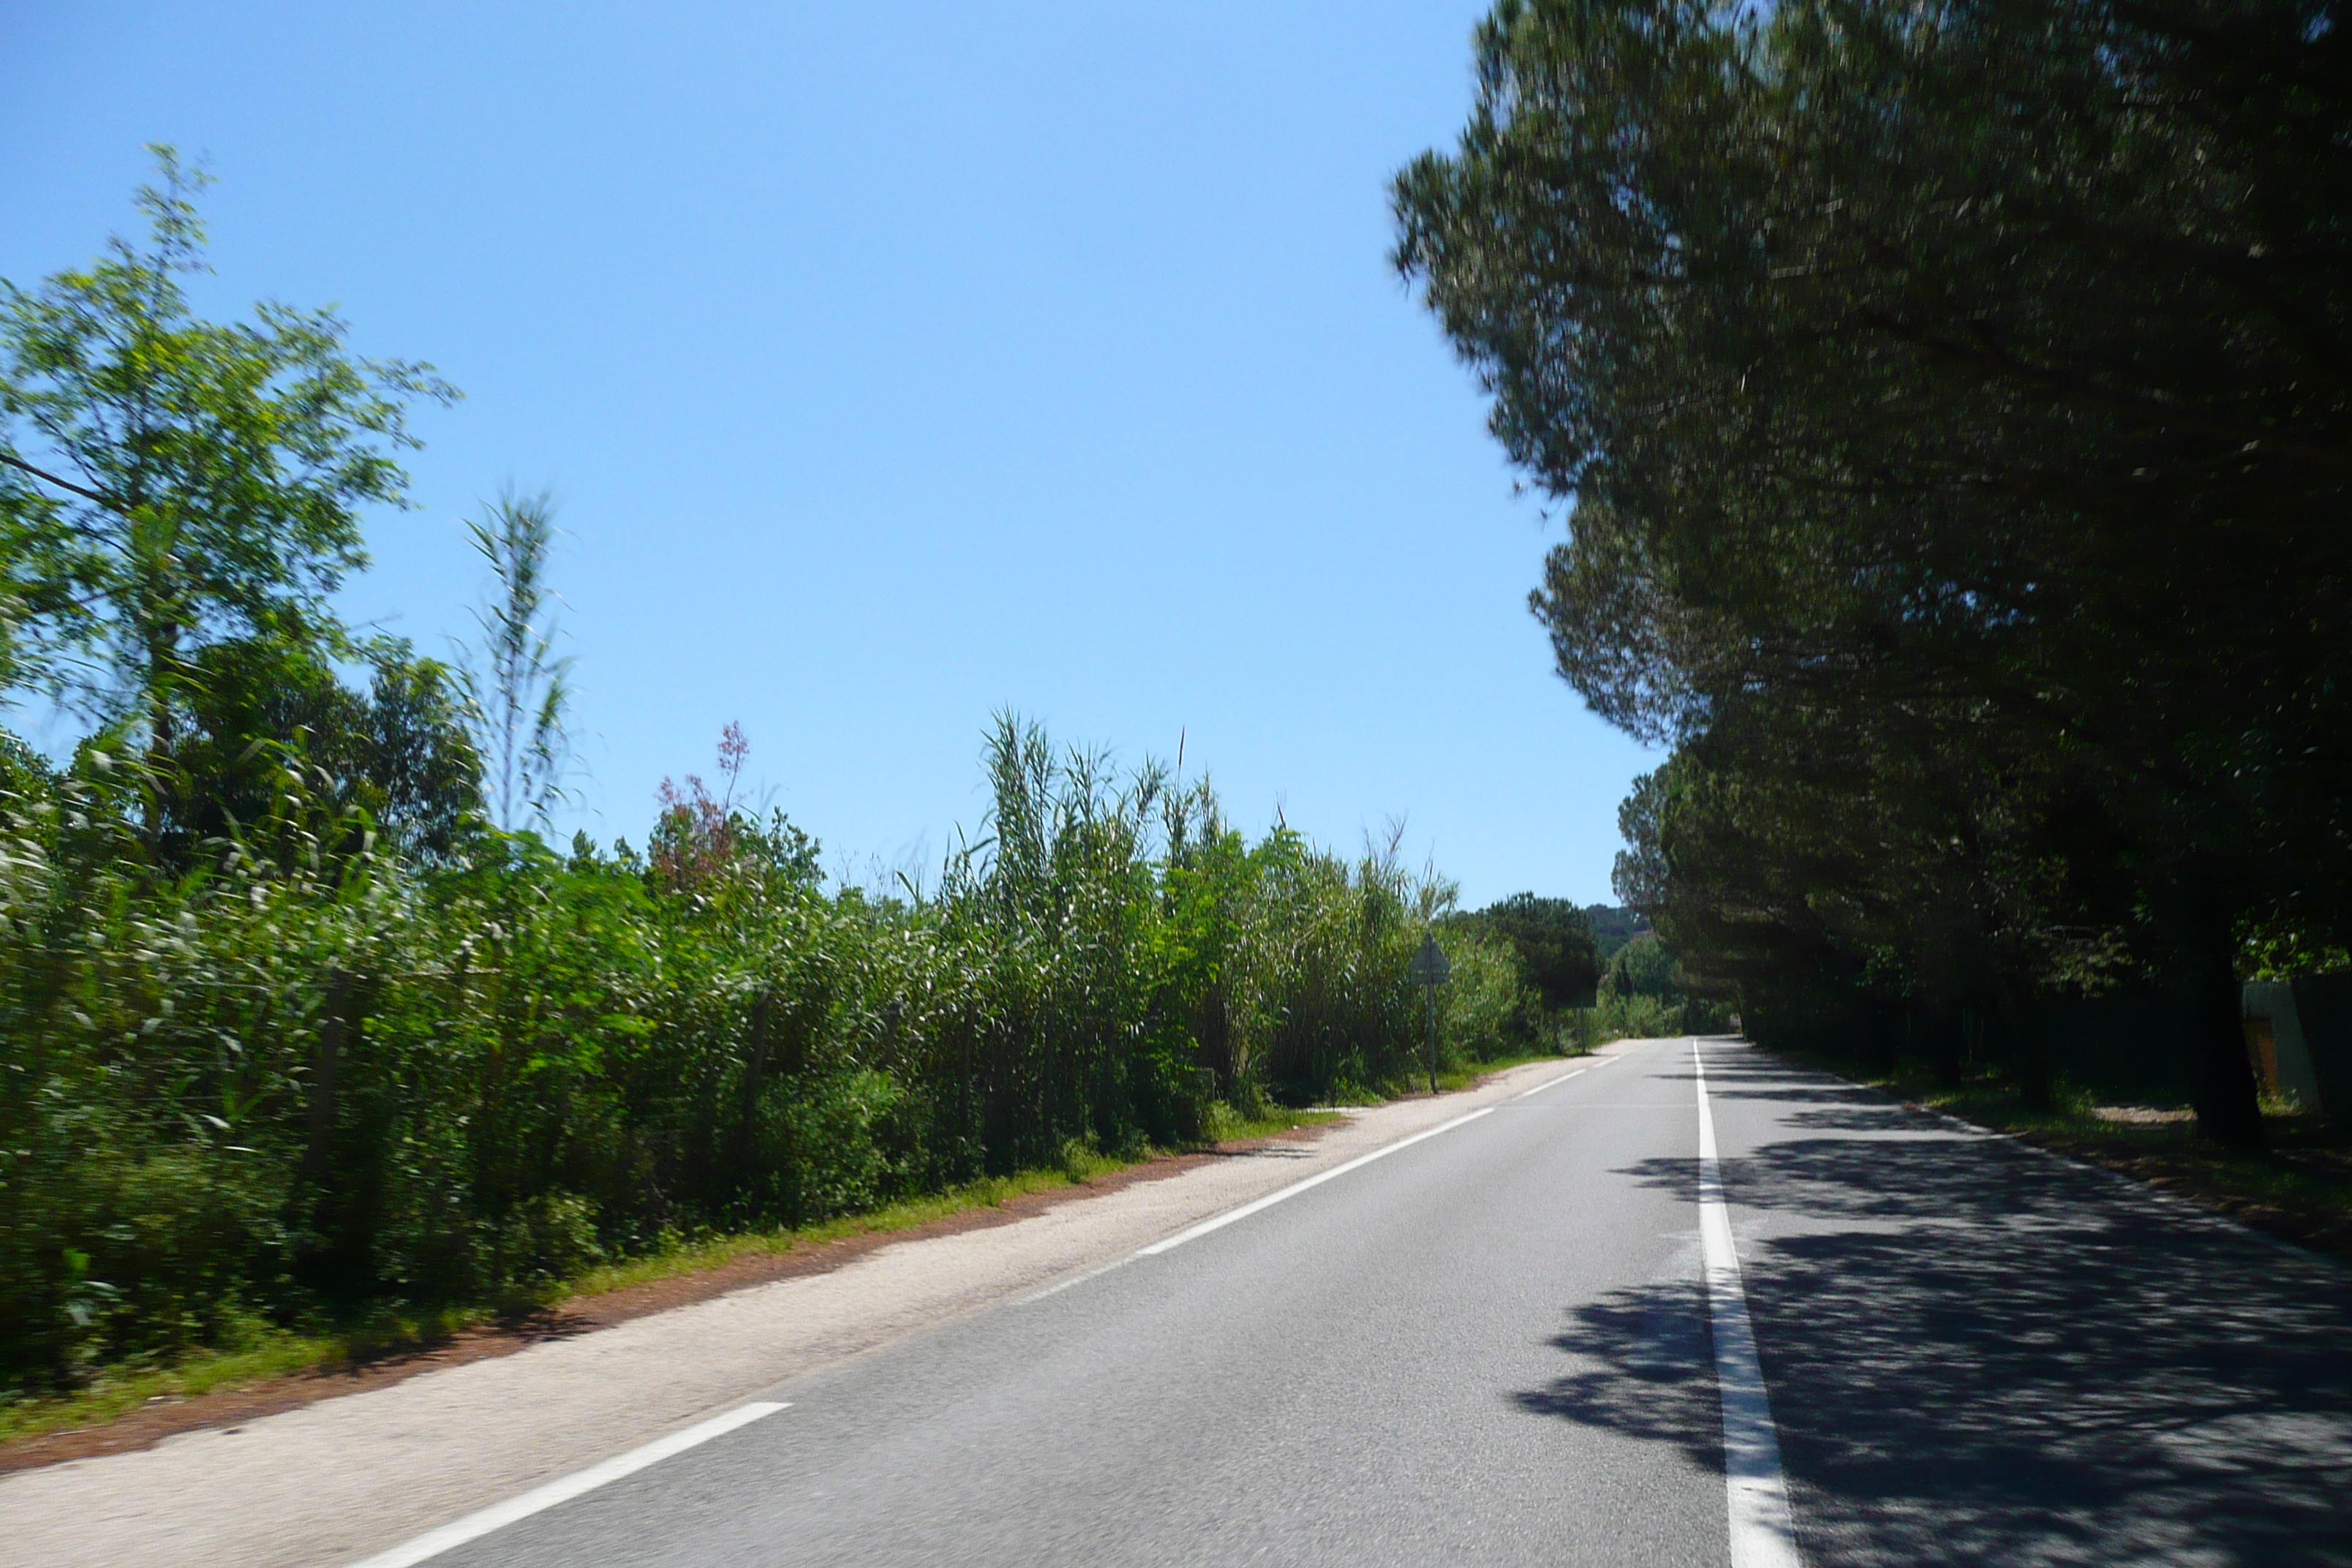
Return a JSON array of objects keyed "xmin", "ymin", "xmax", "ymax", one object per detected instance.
[{"xmin": 354, "ymin": 1039, "xmax": 2352, "ymax": 1567}]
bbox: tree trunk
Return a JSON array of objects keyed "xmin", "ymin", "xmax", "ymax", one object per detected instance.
[
  {"xmin": 1866, "ymin": 1002, "xmax": 1901, "ymax": 1074},
  {"xmin": 1923, "ymin": 1005, "xmax": 1965, "ymax": 1088},
  {"xmin": 2168, "ymin": 873, "xmax": 2264, "ymax": 1148},
  {"xmin": 1997, "ymin": 981, "xmax": 2052, "ymax": 1112}
]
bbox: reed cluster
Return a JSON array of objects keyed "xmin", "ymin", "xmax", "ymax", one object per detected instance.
[{"xmin": 0, "ymin": 716, "xmax": 1548, "ymax": 1395}]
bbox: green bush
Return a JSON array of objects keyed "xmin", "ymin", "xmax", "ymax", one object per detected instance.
[{"xmin": 0, "ymin": 716, "xmax": 1573, "ymax": 1395}]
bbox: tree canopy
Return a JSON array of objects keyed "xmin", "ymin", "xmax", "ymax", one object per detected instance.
[
  {"xmin": 0, "ymin": 148, "xmax": 459, "ymax": 852},
  {"xmin": 1458, "ymin": 892, "xmax": 1602, "ymax": 1010},
  {"xmin": 2, "ymin": 146, "xmax": 465, "ymax": 860},
  {"xmin": 1395, "ymin": 0, "xmax": 2352, "ymax": 1142}
]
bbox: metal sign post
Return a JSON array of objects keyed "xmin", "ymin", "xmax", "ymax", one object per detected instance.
[{"xmin": 1409, "ymin": 932, "xmax": 1451, "ymax": 1095}]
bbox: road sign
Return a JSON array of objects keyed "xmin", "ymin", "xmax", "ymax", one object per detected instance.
[{"xmin": 1410, "ymin": 934, "xmax": 1449, "ymax": 1094}]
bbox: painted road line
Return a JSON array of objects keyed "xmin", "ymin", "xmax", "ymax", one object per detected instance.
[
  {"xmin": 1693, "ymin": 1040, "xmax": 1802, "ymax": 1568},
  {"xmin": 1511, "ymin": 1067, "xmax": 1588, "ymax": 1100},
  {"xmin": 1136, "ymin": 1106, "xmax": 1498, "ymax": 1256},
  {"xmin": 344, "ymin": 1401, "xmax": 790, "ymax": 1568},
  {"xmin": 1017, "ymin": 1254, "xmax": 1138, "ymax": 1305}
]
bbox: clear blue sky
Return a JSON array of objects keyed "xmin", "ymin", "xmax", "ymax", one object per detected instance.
[{"xmin": 0, "ymin": 1, "xmax": 1655, "ymax": 907}]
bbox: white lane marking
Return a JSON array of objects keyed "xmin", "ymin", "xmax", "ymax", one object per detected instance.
[
  {"xmin": 1693, "ymin": 1040, "xmax": 1802, "ymax": 1567},
  {"xmin": 1511, "ymin": 1066, "xmax": 1588, "ymax": 1100},
  {"xmin": 1017, "ymin": 1254, "xmax": 1137, "ymax": 1305},
  {"xmin": 345, "ymin": 1401, "xmax": 789, "ymax": 1567},
  {"xmin": 1136, "ymin": 1105, "xmax": 1497, "ymax": 1256}
]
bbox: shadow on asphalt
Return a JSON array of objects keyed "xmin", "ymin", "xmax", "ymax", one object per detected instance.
[
  {"xmin": 1514, "ymin": 1278, "xmax": 1722, "ymax": 1474},
  {"xmin": 1776, "ymin": 1102, "xmax": 1937, "ymax": 1134},
  {"xmin": 1512, "ymin": 1050, "xmax": 2352, "ymax": 1567}
]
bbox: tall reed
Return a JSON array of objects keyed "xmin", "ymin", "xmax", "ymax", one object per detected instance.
[{"xmin": 0, "ymin": 716, "xmax": 1540, "ymax": 1394}]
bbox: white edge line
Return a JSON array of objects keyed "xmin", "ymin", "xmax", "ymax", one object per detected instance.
[
  {"xmin": 1017, "ymin": 1254, "xmax": 1137, "ymax": 1305},
  {"xmin": 1511, "ymin": 1066, "xmax": 1588, "ymax": 1100},
  {"xmin": 344, "ymin": 1401, "xmax": 789, "ymax": 1568},
  {"xmin": 1693, "ymin": 1041, "xmax": 1803, "ymax": 1568},
  {"xmin": 1134, "ymin": 1104, "xmax": 1497, "ymax": 1256},
  {"xmin": 1037, "ymin": 1055, "xmax": 1619, "ymax": 1297}
]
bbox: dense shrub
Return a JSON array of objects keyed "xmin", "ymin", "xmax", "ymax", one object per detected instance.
[{"xmin": 0, "ymin": 716, "xmax": 1544, "ymax": 1393}]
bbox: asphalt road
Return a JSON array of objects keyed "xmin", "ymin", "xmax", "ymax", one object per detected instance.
[{"xmin": 388, "ymin": 1039, "xmax": 2352, "ymax": 1567}]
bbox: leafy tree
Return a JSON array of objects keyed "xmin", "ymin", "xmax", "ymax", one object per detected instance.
[
  {"xmin": 0, "ymin": 727, "xmax": 50, "ymax": 803},
  {"xmin": 1602, "ymin": 934, "xmax": 1679, "ymax": 1003},
  {"xmin": 648, "ymin": 724, "xmax": 818, "ymax": 897},
  {"xmin": 162, "ymin": 636, "xmax": 480, "ymax": 862},
  {"xmin": 1467, "ymin": 892, "xmax": 1600, "ymax": 1009},
  {"xmin": 0, "ymin": 147, "xmax": 456, "ymax": 848},
  {"xmin": 1394, "ymin": 0, "xmax": 2352, "ymax": 1143},
  {"xmin": 1581, "ymin": 903, "xmax": 1651, "ymax": 961}
]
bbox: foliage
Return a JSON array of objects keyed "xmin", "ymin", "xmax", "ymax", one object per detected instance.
[
  {"xmin": 0, "ymin": 717, "xmax": 1548, "ymax": 1395},
  {"xmin": 1602, "ymin": 934, "xmax": 1675, "ymax": 1003},
  {"xmin": 1594, "ymin": 932, "xmax": 1735, "ymax": 1037},
  {"xmin": 462, "ymin": 491, "xmax": 571, "ymax": 833},
  {"xmin": 1394, "ymin": 0, "xmax": 2352, "ymax": 1142},
  {"xmin": 1455, "ymin": 893, "xmax": 1600, "ymax": 1010},
  {"xmin": 1582, "ymin": 904, "xmax": 1650, "ymax": 962},
  {"xmin": 0, "ymin": 148, "xmax": 456, "ymax": 851},
  {"xmin": 162, "ymin": 637, "xmax": 480, "ymax": 864}
]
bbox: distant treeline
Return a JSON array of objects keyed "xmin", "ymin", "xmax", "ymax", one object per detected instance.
[
  {"xmin": 1440, "ymin": 897, "xmax": 1708, "ymax": 1037},
  {"xmin": 1582, "ymin": 905, "xmax": 1650, "ymax": 962},
  {"xmin": 1398, "ymin": 0, "xmax": 2352, "ymax": 1141}
]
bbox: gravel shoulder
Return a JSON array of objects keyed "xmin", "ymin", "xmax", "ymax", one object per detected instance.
[{"xmin": 0, "ymin": 1054, "xmax": 1613, "ymax": 1568}]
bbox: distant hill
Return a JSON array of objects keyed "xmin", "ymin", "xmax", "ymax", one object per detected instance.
[{"xmin": 1583, "ymin": 905, "xmax": 1652, "ymax": 961}]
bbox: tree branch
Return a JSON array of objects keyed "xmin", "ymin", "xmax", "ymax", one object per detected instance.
[{"xmin": 0, "ymin": 450, "xmax": 124, "ymax": 512}]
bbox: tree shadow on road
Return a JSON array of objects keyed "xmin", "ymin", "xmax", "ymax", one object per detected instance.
[
  {"xmin": 1514, "ymin": 1278, "xmax": 1722, "ymax": 1470},
  {"xmin": 1776, "ymin": 1103, "xmax": 1932, "ymax": 1133},
  {"xmin": 1512, "ymin": 1052, "xmax": 2352, "ymax": 1567}
]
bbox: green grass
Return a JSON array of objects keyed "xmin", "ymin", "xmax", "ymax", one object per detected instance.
[
  {"xmin": 0, "ymin": 1106, "xmax": 1352, "ymax": 1450},
  {"xmin": 1203, "ymin": 1104, "xmax": 1346, "ymax": 1142},
  {"xmin": 0, "ymin": 1309, "xmax": 471, "ymax": 1449},
  {"xmin": 568, "ymin": 1160, "xmax": 1150, "ymax": 1302},
  {"xmin": 1433, "ymin": 1049, "xmax": 1589, "ymax": 1093}
]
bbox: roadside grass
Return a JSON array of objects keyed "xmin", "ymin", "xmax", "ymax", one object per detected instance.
[
  {"xmin": 1436, "ymin": 1049, "xmax": 1591, "ymax": 1095},
  {"xmin": 0, "ymin": 1107, "xmax": 1346, "ymax": 1450},
  {"xmin": 0, "ymin": 1311, "xmax": 464, "ymax": 1450},
  {"xmin": 1779, "ymin": 1052, "xmax": 2352, "ymax": 1268},
  {"xmin": 1293, "ymin": 1047, "xmax": 1596, "ymax": 1108},
  {"xmin": 1204, "ymin": 1104, "xmax": 1347, "ymax": 1143},
  {"xmin": 562, "ymin": 1111, "xmax": 1342, "ymax": 1305}
]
